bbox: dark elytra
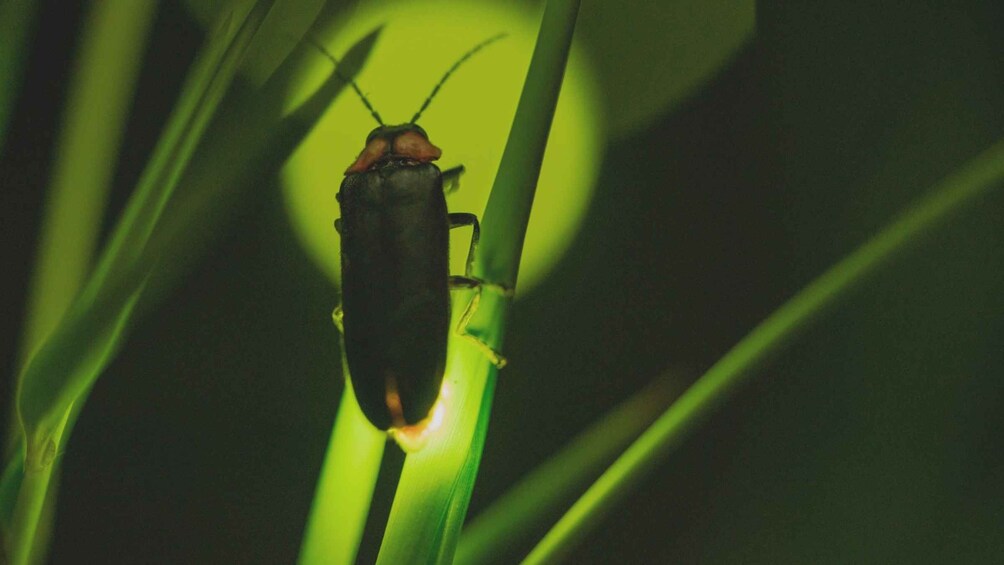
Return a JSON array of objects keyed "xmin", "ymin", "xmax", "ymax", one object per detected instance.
[{"xmin": 338, "ymin": 161, "xmax": 451, "ymax": 429}]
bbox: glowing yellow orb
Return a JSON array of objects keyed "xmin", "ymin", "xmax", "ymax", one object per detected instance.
[{"xmin": 282, "ymin": 1, "xmax": 601, "ymax": 293}]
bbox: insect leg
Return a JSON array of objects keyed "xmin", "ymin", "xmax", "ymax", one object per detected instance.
[
  {"xmin": 447, "ymin": 212, "xmax": 514, "ymax": 367},
  {"xmin": 448, "ymin": 212, "xmax": 480, "ymax": 278},
  {"xmin": 448, "ymin": 281, "xmax": 507, "ymax": 368},
  {"xmin": 441, "ymin": 165, "xmax": 465, "ymax": 195},
  {"xmin": 448, "ymin": 211, "xmax": 515, "ymax": 294},
  {"xmin": 449, "ymin": 275, "xmax": 513, "ymax": 299}
]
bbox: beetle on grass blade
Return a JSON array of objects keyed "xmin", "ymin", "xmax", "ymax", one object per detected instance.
[{"xmin": 309, "ymin": 34, "xmax": 511, "ymax": 443}]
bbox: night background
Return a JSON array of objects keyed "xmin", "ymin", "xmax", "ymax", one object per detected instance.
[{"xmin": 1, "ymin": 1, "xmax": 1002, "ymax": 563}]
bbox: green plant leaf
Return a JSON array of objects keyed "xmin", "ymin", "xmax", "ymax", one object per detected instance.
[
  {"xmin": 182, "ymin": 0, "xmax": 338, "ymax": 86},
  {"xmin": 372, "ymin": 1, "xmax": 580, "ymax": 563},
  {"xmin": 16, "ymin": 0, "xmax": 274, "ymax": 460},
  {"xmin": 7, "ymin": 3, "xmax": 278, "ymax": 563},
  {"xmin": 522, "ymin": 138, "xmax": 1004, "ymax": 564},
  {"xmin": 137, "ymin": 23, "xmax": 384, "ymax": 310},
  {"xmin": 0, "ymin": 456, "xmax": 22, "ymax": 534},
  {"xmin": 2, "ymin": 13, "xmax": 381, "ymax": 564},
  {"xmin": 297, "ymin": 383, "xmax": 384, "ymax": 565},
  {"xmin": 455, "ymin": 376, "xmax": 681, "ymax": 565},
  {"xmin": 17, "ymin": 0, "xmax": 157, "ymax": 367},
  {"xmin": 5, "ymin": 1, "xmax": 157, "ymax": 474}
]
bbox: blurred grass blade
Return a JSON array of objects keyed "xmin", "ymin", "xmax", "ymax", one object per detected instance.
[
  {"xmin": 2, "ymin": 14, "xmax": 381, "ymax": 564},
  {"xmin": 455, "ymin": 376, "xmax": 681, "ymax": 565},
  {"xmin": 18, "ymin": 0, "xmax": 157, "ymax": 365},
  {"xmin": 16, "ymin": 0, "xmax": 275, "ymax": 462},
  {"xmin": 75, "ymin": 0, "xmax": 269, "ymax": 310},
  {"xmin": 8, "ymin": 0, "xmax": 158, "ymax": 463},
  {"xmin": 133, "ymin": 34, "xmax": 386, "ymax": 563},
  {"xmin": 522, "ymin": 138, "xmax": 1004, "ymax": 564},
  {"xmin": 298, "ymin": 383, "xmax": 384, "ymax": 565},
  {"xmin": 0, "ymin": 0, "xmax": 39, "ymax": 154},
  {"xmin": 137, "ymin": 24, "xmax": 382, "ymax": 312},
  {"xmin": 375, "ymin": 1, "xmax": 580, "ymax": 563},
  {"xmin": 0, "ymin": 456, "xmax": 22, "ymax": 533},
  {"xmin": 278, "ymin": 26, "xmax": 382, "ymax": 135},
  {"xmin": 273, "ymin": 29, "xmax": 384, "ymax": 565},
  {"xmin": 8, "ymin": 3, "xmax": 277, "ymax": 564}
]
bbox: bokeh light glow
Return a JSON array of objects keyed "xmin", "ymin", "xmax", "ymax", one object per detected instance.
[
  {"xmin": 389, "ymin": 380, "xmax": 452, "ymax": 453},
  {"xmin": 282, "ymin": 1, "xmax": 601, "ymax": 293}
]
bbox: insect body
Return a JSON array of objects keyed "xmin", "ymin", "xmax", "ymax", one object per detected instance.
[{"xmin": 314, "ymin": 35, "xmax": 507, "ymax": 433}]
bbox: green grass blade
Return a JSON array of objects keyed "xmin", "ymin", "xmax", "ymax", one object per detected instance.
[
  {"xmin": 5, "ymin": 405, "xmax": 71, "ymax": 565},
  {"xmin": 2, "ymin": 13, "xmax": 379, "ymax": 564},
  {"xmin": 0, "ymin": 456, "xmax": 23, "ymax": 533},
  {"xmin": 522, "ymin": 138, "xmax": 1004, "ymax": 564},
  {"xmin": 137, "ymin": 25, "xmax": 383, "ymax": 310},
  {"xmin": 377, "ymin": 353, "xmax": 500, "ymax": 565},
  {"xmin": 76, "ymin": 0, "xmax": 271, "ymax": 309},
  {"xmin": 298, "ymin": 383, "xmax": 385, "ymax": 565},
  {"xmin": 374, "ymin": 1, "xmax": 580, "ymax": 563},
  {"xmin": 18, "ymin": 0, "xmax": 157, "ymax": 365},
  {"xmin": 278, "ymin": 27, "xmax": 383, "ymax": 136},
  {"xmin": 8, "ymin": 4, "xmax": 277, "ymax": 563},
  {"xmin": 0, "ymin": 0, "xmax": 39, "ymax": 154},
  {"xmin": 16, "ymin": 0, "xmax": 275, "ymax": 460},
  {"xmin": 455, "ymin": 376, "xmax": 681, "ymax": 565},
  {"xmin": 276, "ymin": 32, "xmax": 386, "ymax": 565},
  {"xmin": 435, "ymin": 371, "xmax": 498, "ymax": 563},
  {"xmin": 6, "ymin": 0, "xmax": 157, "ymax": 464},
  {"xmin": 17, "ymin": 0, "xmax": 156, "ymax": 358},
  {"xmin": 477, "ymin": 0, "xmax": 580, "ymax": 288}
]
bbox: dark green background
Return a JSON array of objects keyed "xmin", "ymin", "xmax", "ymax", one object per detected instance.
[{"xmin": 1, "ymin": 1, "xmax": 1002, "ymax": 563}]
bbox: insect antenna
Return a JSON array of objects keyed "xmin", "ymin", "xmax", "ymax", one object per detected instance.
[
  {"xmin": 410, "ymin": 33, "xmax": 507, "ymax": 123},
  {"xmin": 304, "ymin": 34, "xmax": 384, "ymax": 126}
]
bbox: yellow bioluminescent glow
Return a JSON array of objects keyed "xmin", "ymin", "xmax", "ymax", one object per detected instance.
[
  {"xmin": 389, "ymin": 380, "xmax": 452, "ymax": 453},
  {"xmin": 282, "ymin": 0, "xmax": 601, "ymax": 294}
]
